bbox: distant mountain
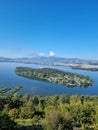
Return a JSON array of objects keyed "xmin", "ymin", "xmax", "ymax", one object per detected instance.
[
  {"xmin": 0, "ymin": 57, "xmax": 12, "ymax": 62},
  {"xmin": 0, "ymin": 56, "xmax": 98, "ymax": 65}
]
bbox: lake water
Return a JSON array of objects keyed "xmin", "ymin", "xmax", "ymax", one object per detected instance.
[{"xmin": 0, "ymin": 62, "xmax": 98, "ymax": 96}]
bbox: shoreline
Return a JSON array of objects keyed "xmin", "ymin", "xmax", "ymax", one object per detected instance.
[{"xmin": 1, "ymin": 61, "xmax": 98, "ymax": 71}]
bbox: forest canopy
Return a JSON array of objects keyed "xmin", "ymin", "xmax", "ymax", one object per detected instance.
[{"xmin": 0, "ymin": 86, "xmax": 98, "ymax": 130}]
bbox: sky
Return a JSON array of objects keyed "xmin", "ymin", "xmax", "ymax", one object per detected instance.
[{"xmin": 0, "ymin": 0, "xmax": 98, "ymax": 59}]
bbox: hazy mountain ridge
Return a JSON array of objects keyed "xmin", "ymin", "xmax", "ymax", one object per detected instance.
[{"xmin": 0, "ymin": 56, "xmax": 98, "ymax": 65}]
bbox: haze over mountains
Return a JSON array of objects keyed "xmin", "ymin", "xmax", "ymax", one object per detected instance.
[{"xmin": 0, "ymin": 56, "xmax": 98, "ymax": 65}]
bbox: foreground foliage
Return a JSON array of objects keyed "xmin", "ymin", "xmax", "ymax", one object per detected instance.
[{"xmin": 0, "ymin": 86, "xmax": 98, "ymax": 130}]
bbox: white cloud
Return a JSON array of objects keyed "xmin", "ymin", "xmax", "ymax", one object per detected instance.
[
  {"xmin": 49, "ymin": 51, "xmax": 55, "ymax": 57},
  {"xmin": 28, "ymin": 52, "xmax": 45, "ymax": 57},
  {"xmin": 39, "ymin": 53, "xmax": 45, "ymax": 57}
]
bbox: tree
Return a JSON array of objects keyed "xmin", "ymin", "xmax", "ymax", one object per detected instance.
[
  {"xmin": 42, "ymin": 111, "xmax": 73, "ymax": 130},
  {"xmin": 8, "ymin": 108, "xmax": 19, "ymax": 119},
  {"xmin": 0, "ymin": 113, "xmax": 16, "ymax": 130},
  {"xmin": 19, "ymin": 99, "xmax": 35, "ymax": 119}
]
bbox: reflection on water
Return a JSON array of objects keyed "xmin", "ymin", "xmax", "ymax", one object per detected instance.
[{"xmin": 0, "ymin": 62, "xmax": 98, "ymax": 96}]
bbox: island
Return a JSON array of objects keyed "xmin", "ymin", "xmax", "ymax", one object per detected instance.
[{"xmin": 15, "ymin": 67, "xmax": 94, "ymax": 87}]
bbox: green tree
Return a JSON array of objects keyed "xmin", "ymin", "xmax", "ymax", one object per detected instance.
[
  {"xmin": 19, "ymin": 99, "xmax": 35, "ymax": 119},
  {"xmin": 42, "ymin": 111, "xmax": 73, "ymax": 130},
  {"xmin": 0, "ymin": 113, "xmax": 16, "ymax": 130},
  {"xmin": 8, "ymin": 108, "xmax": 19, "ymax": 119}
]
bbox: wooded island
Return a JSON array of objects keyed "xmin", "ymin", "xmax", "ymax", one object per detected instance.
[{"xmin": 15, "ymin": 67, "xmax": 93, "ymax": 87}]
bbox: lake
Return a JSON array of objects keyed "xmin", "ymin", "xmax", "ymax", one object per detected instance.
[{"xmin": 0, "ymin": 62, "xmax": 98, "ymax": 96}]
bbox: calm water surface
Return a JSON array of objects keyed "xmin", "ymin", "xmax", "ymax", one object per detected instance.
[{"xmin": 0, "ymin": 62, "xmax": 98, "ymax": 96}]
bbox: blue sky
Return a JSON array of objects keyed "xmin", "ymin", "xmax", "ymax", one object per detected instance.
[{"xmin": 0, "ymin": 0, "xmax": 98, "ymax": 59}]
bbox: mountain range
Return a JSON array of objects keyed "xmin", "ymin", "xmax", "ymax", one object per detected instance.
[{"xmin": 0, "ymin": 56, "xmax": 98, "ymax": 65}]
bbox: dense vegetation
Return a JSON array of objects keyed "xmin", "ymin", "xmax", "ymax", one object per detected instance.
[
  {"xmin": 15, "ymin": 67, "xmax": 93, "ymax": 87},
  {"xmin": 0, "ymin": 86, "xmax": 98, "ymax": 130}
]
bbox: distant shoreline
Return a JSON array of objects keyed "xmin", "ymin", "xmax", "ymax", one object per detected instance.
[
  {"xmin": 54, "ymin": 63, "xmax": 98, "ymax": 71},
  {"xmin": 1, "ymin": 57, "xmax": 98, "ymax": 71},
  {"xmin": 0, "ymin": 61, "xmax": 98, "ymax": 71}
]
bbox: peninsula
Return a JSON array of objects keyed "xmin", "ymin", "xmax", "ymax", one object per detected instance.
[{"xmin": 15, "ymin": 67, "xmax": 93, "ymax": 87}]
